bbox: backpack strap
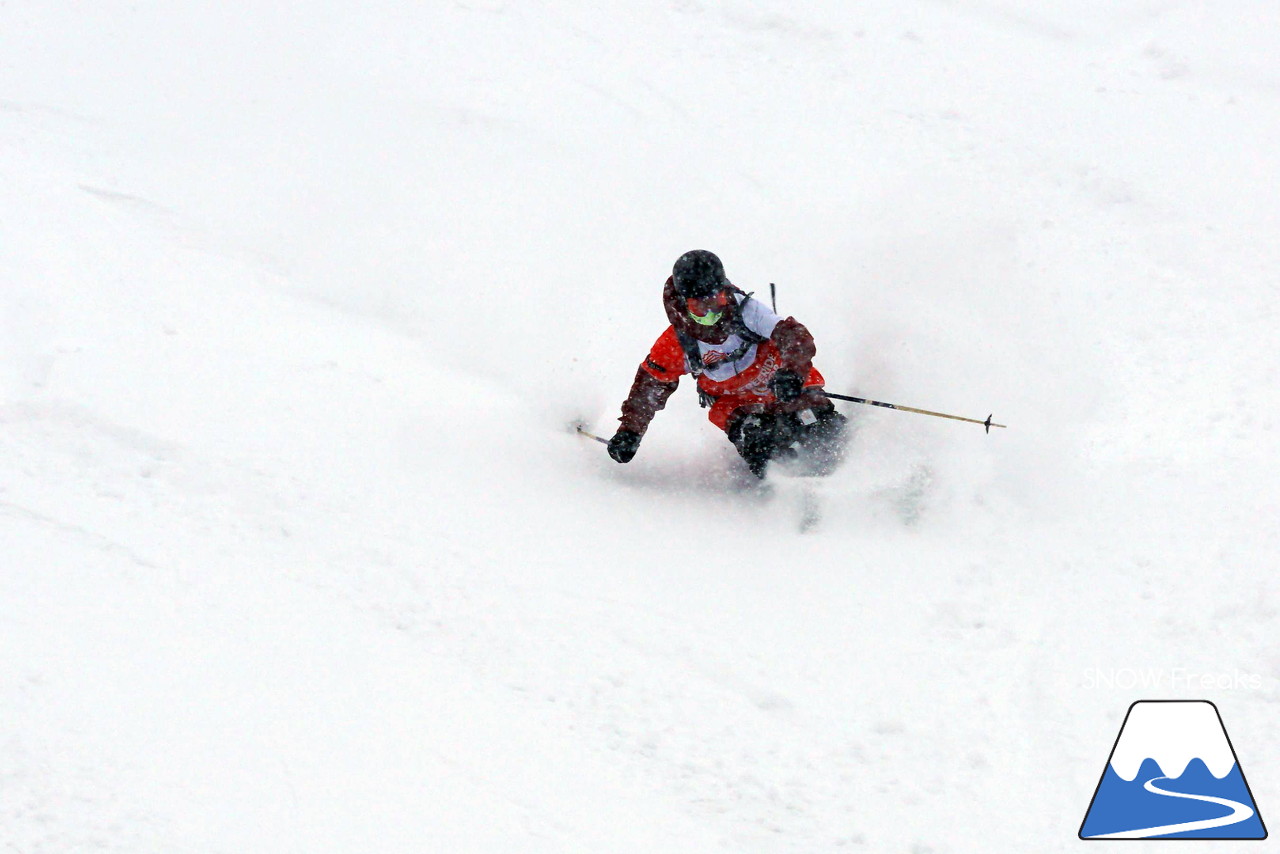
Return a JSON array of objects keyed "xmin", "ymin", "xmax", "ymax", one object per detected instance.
[
  {"xmin": 672, "ymin": 329, "xmax": 717, "ymax": 407},
  {"xmin": 727, "ymin": 287, "xmax": 768, "ymax": 345},
  {"xmin": 674, "ymin": 328, "xmax": 705, "ymax": 377}
]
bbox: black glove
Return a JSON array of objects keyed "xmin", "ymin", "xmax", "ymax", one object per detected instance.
[
  {"xmin": 769, "ymin": 370, "xmax": 804, "ymax": 403},
  {"xmin": 607, "ymin": 429, "xmax": 642, "ymax": 464}
]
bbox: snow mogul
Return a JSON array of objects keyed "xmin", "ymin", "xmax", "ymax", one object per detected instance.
[{"xmin": 607, "ymin": 250, "xmax": 847, "ymax": 478}]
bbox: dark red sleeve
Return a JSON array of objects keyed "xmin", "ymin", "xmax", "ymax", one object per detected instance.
[
  {"xmin": 618, "ymin": 328, "xmax": 685, "ymax": 435},
  {"xmin": 771, "ymin": 317, "xmax": 817, "ymax": 374}
]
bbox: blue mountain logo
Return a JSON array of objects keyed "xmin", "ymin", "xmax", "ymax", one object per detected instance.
[{"xmin": 1080, "ymin": 700, "xmax": 1267, "ymax": 839}]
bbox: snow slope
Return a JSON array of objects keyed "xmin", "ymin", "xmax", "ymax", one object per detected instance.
[{"xmin": 2, "ymin": 1, "xmax": 1277, "ymax": 851}]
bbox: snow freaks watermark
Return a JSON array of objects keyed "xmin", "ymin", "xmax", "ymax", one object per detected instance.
[
  {"xmin": 1079, "ymin": 701, "xmax": 1267, "ymax": 839},
  {"xmin": 1082, "ymin": 668, "xmax": 1263, "ymax": 692}
]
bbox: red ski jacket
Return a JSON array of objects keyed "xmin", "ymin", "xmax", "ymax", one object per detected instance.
[{"xmin": 618, "ymin": 277, "xmax": 824, "ymax": 433}]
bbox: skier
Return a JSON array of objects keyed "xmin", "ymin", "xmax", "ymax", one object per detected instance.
[{"xmin": 607, "ymin": 250, "xmax": 847, "ymax": 477}]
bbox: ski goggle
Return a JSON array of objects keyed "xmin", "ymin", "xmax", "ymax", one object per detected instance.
[{"xmin": 686, "ymin": 289, "xmax": 730, "ymax": 325}]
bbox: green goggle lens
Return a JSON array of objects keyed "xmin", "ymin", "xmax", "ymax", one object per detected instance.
[{"xmin": 686, "ymin": 291, "xmax": 729, "ymax": 325}]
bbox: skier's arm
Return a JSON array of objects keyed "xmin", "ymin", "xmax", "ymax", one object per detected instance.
[
  {"xmin": 738, "ymin": 298, "xmax": 816, "ymax": 377},
  {"xmin": 609, "ymin": 329, "xmax": 685, "ymax": 463},
  {"xmin": 618, "ymin": 366, "xmax": 678, "ymax": 435},
  {"xmin": 768, "ymin": 317, "xmax": 818, "ymax": 402},
  {"xmin": 771, "ymin": 317, "xmax": 816, "ymax": 375}
]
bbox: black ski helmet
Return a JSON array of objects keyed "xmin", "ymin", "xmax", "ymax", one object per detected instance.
[{"xmin": 672, "ymin": 250, "xmax": 728, "ymax": 299}]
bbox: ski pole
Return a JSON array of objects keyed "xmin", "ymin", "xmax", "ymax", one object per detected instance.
[
  {"xmin": 574, "ymin": 424, "xmax": 610, "ymax": 445},
  {"xmin": 824, "ymin": 392, "xmax": 1006, "ymax": 433}
]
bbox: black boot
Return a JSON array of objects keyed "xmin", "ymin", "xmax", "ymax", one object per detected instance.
[{"xmin": 728, "ymin": 413, "xmax": 778, "ymax": 478}]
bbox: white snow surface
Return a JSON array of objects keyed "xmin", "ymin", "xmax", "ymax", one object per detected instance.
[{"xmin": 2, "ymin": 2, "xmax": 1278, "ymax": 852}]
